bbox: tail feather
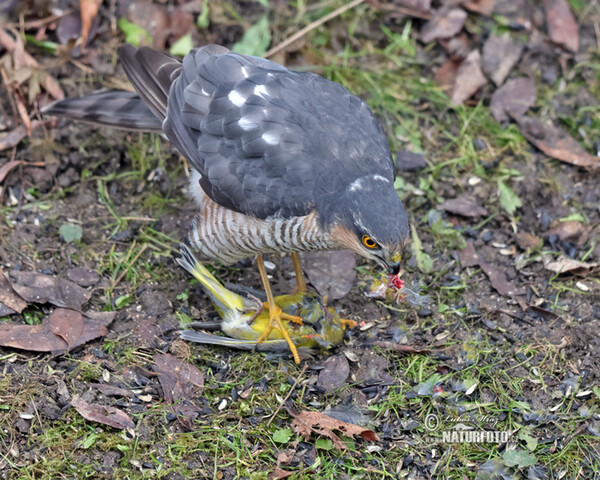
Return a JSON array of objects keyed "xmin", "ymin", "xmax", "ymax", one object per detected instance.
[
  {"xmin": 117, "ymin": 44, "xmax": 182, "ymax": 121},
  {"xmin": 42, "ymin": 90, "xmax": 162, "ymax": 131}
]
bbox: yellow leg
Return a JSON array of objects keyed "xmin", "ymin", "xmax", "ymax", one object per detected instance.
[
  {"xmin": 255, "ymin": 254, "xmax": 303, "ymax": 364},
  {"xmin": 290, "ymin": 252, "xmax": 307, "ymax": 293}
]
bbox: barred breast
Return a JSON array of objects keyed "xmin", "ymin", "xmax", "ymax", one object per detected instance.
[{"xmin": 188, "ymin": 173, "xmax": 336, "ymax": 264}]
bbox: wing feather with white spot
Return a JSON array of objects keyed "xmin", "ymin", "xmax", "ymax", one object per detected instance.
[{"xmin": 118, "ymin": 44, "xmax": 394, "ymax": 219}]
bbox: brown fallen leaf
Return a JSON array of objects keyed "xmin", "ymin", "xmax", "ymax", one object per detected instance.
[
  {"xmin": 49, "ymin": 308, "xmax": 84, "ymax": 350},
  {"xmin": 79, "ymin": 0, "xmax": 102, "ymax": 47},
  {"xmin": 543, "ymin": 0, "xmax": 578, "ymax": 53},
  {"xmin": 420, "ymin": 7, "xmax": 467, "ymax": 43},
  {"xmin": 513, "ymin": 115, "xmax": 598, "ymax": 169},
  {"xmin": 302, "ymin": 250, "xmax": 356, "ymax": 300},
  {"xmin": 451, "ymin": 50, "xmax": 488, "ymax": 105},
  {"xmin": 439, "ymin": 195, "xmax": 488, "ymax": 217},
  {"xmin": 153, "ymin": 353, "xmax": 205, "ymax": 403},
  {"xmin": 75, "ymin": 311, "xmax": 116, "ymax": 347},
  {"xmin": 435, "ymin": 58, "xmax": 460, "ymax": 93},
  {"xmin": 482, "ymin": 34, "xmax": 524, "ymax": 87},
  {"xmin": 515, "ymin": 231, "xmax": 542, "ymax": 251},
  {"xmin": 0, "ymin": 273, "xmax": 27, "ymax": 314},
  {"xmin": 490, "ymin": 77, "xmax": 536, "ymax": 123},
  {"xmin": 0, "ymin": 122, "xmax": 49, "ymax": 152},
  {"xmin": 9, "ymin": 271, "xmax": 91, "ymax": 310},
  {"xmin": 462, "ymin": 0, "xmax": 496, "ymax": 15},
  {"xmin": 543, "ymin": 255, "xmax": 599, "ymax": 276},
  {"xmin": 459, "ymin": 241, "xmax": 527, "ymax": 309},
  {"xmin": 269, "ymin": 449, "xmax": 296, "ymax": 480},
  {"xmin": 547, "ymin": 221, "xmax": 592, "ymax": 246},
  {"xmin": 72, "ymin": 394, "xmax": 135, "ymax": 431},
  {"xmin": 0, "ymin": 28, "xmax": 64, "ymax": 101},
  {"xmin": 0, "ymin": 308, "xmax": 114, "ymax": 353},
  {"xmin": 289, "ymin": 408, "xmax": 379, "ymax": 450},
  {"xmin": 317, "ymin": 354, "xmax": 349, "ymax": 393}
]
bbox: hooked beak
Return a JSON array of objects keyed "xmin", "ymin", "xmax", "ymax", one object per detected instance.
[{"xmin": 386, "ymin": 260, "xmax": 401, "ymax": 275}]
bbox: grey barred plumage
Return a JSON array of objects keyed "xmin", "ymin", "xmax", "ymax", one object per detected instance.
[
  {"xmin": 43, "ymin": 43, "xmax": 411, "ymax": 363},
  {"xmin": 189, "ymin": 185, "xmax": 336, "ymax": 265}
]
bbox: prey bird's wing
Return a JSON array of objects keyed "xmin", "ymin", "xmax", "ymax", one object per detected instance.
[
  {"xmin": 180, "ymin": 329, "xmax": 302, "ymax": 352},
  {"xmin": 42, "ymin": 90, "xmax": 163, "ymax": 131}
]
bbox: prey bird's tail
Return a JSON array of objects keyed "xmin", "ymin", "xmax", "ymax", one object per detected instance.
[
  {"xmin": 42, "ymin": 90, "xmax": 162, "ymax": 131},
  {"xmin": 176, "ymin": 244, "xmax": 245, "ymax": 316}
]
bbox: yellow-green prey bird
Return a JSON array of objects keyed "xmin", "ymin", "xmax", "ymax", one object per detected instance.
[{"xmin": 177, "ymin": 245, "xmax": 356, "ymax": 356}]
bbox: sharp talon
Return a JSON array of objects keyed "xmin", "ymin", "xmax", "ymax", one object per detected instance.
[
  {"xmin": 262, "ymin": 302, "xmax": 303, "ymax": 325},
  {"xmin": 256, "ymin": 304, "xmax": 301, "ymax": 364},
  {"xmin": 341, "ymin": 318, "xmax": 357, "ymax": 330}
]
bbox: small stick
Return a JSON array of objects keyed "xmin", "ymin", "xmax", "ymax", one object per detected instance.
[{"xmin": 264, "ymin": 0, "xmax": 366, "ymax": 58}]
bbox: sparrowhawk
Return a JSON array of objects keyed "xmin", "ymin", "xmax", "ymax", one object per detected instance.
[{"xmin": 44, "ymin": 44, "xmax": 410, "ymax": 363}]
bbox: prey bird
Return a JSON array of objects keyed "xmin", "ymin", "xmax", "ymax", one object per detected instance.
[
  {"xmin": 177, "ymin": 245, "xmax": 355, "ymax": 356},
  {"xmin": 43, "ymin": 44, "xmax": 410, "ymax": 363}
]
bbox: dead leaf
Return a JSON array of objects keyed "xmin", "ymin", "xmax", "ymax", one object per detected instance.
[
  {"xmin": 420, "ymin": 7, "xmax": 467, "ymax": 43},
  {"xmin": 48, "ymin": 308, "xmax": 84, "ymax": 350},
  {"xmin": 0, "ymin": 308, "xmax": 114, "ymax": 353},
  {"xmin": 451, "ymin": 50, "xmax": 488, "ymax": 105},
  {"xmin": 9, "ymin": 271, "xmax": 91, "ymax": 310},
  {"xmin": 126, "ymin": 1, "xmax": 170, "ymax": 50},
  {"xmin": 289, "ymin": 409, "xmax": 379, "ymax": 450},
  {"xmin": 459, "ymin": 241, "xmax": 527, "ymax": 309},
  {"xmin": 513, "ymin": 115, "xmax": 598, "ymax": 169},
  {"xmin": 393, "ymin": 0, "xmax": 432, "ymax": 15},
  {"xmin": 75, "ymin": 311, "xmax": 116, "ymax": 347},
  {"xmin": 490, "ymin": 77, "xmax": 536, "ymax": 123},
  {"xmin": 79, "ymin": 0, "xmax": 102, "ymax": 47},
  {"xmin": 66, "ymin": 267, "xmax": 100, "ymax": 287},
  {"xmin": 435, "ymin": 58, "xmax": 460, "ymax": 93},
  {"xmin": 153, "ymin": 353, "xmax": 204, "ymax": 403},
  {"xmin": 72, "ymin": 394, "xmax": 135, "ymax": 430},
  {"xmin": 462, "ymin": 0, "xmax": 496, "ymax": 15},
  {"xmin": 482, "ymin": 34, "xmax": 524, "ymax": 86},
  {"xmin": 543, "ymin": 0, "xmax": 579, "ymax": 53},
  {"xmin": 543, "ymin": 255, "xmax": 598, "ymax": 276},
  {"xmin": 547, "ymin": 221, "xmax": 592, "ymax": 246},
  {"xmin": 0, "ymin": 275, "xmax": 27, "ymax": 314},
  {"xmin": 317, "ymin": 354, "xmax": 349, "ymax": 393},
  {"xmin": 302, "ymin": 250, "xmax": 356, "ymax": 300},
  {"xmin": 515, "ymin": 231, "xmax": 542, "ymax": 250},
  {"xmin": 0, "ymin": 122, "xmax": 49, "ymax": 151},
  {"xmin": 439, "ymin": 195, "xmax": 488, "ymax": 217}
]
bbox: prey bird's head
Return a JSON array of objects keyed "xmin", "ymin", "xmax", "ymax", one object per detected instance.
[{"xmin": 325, "ymin": 174, "xmax": 409, "ymax": 274}]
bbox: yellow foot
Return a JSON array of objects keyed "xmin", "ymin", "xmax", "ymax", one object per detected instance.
[
  {"xmin": 262, "ymin": 302, "xmax": 303, "ymax": 325},
  {"xmin": 341, "ymin": 318, "xmax": 358, "ymax": 330},
  {"xmin": 256, "ymin": 303, "xmax": 303, "ymax": 364}
]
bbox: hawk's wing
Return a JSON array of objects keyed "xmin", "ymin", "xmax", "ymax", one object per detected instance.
[{"xmin": 51, "ymin": 44, "xmax": 395, "ymax": 220}]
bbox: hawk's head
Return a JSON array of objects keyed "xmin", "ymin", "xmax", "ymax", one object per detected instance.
[{"xmin": 323, "ymin": 174, "xmax": 409, "ymax": 274}]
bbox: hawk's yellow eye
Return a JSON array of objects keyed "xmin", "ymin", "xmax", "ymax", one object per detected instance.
[{"xmin": 362, "ymin": 235, "xmax": 378, "ymax": 249}]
